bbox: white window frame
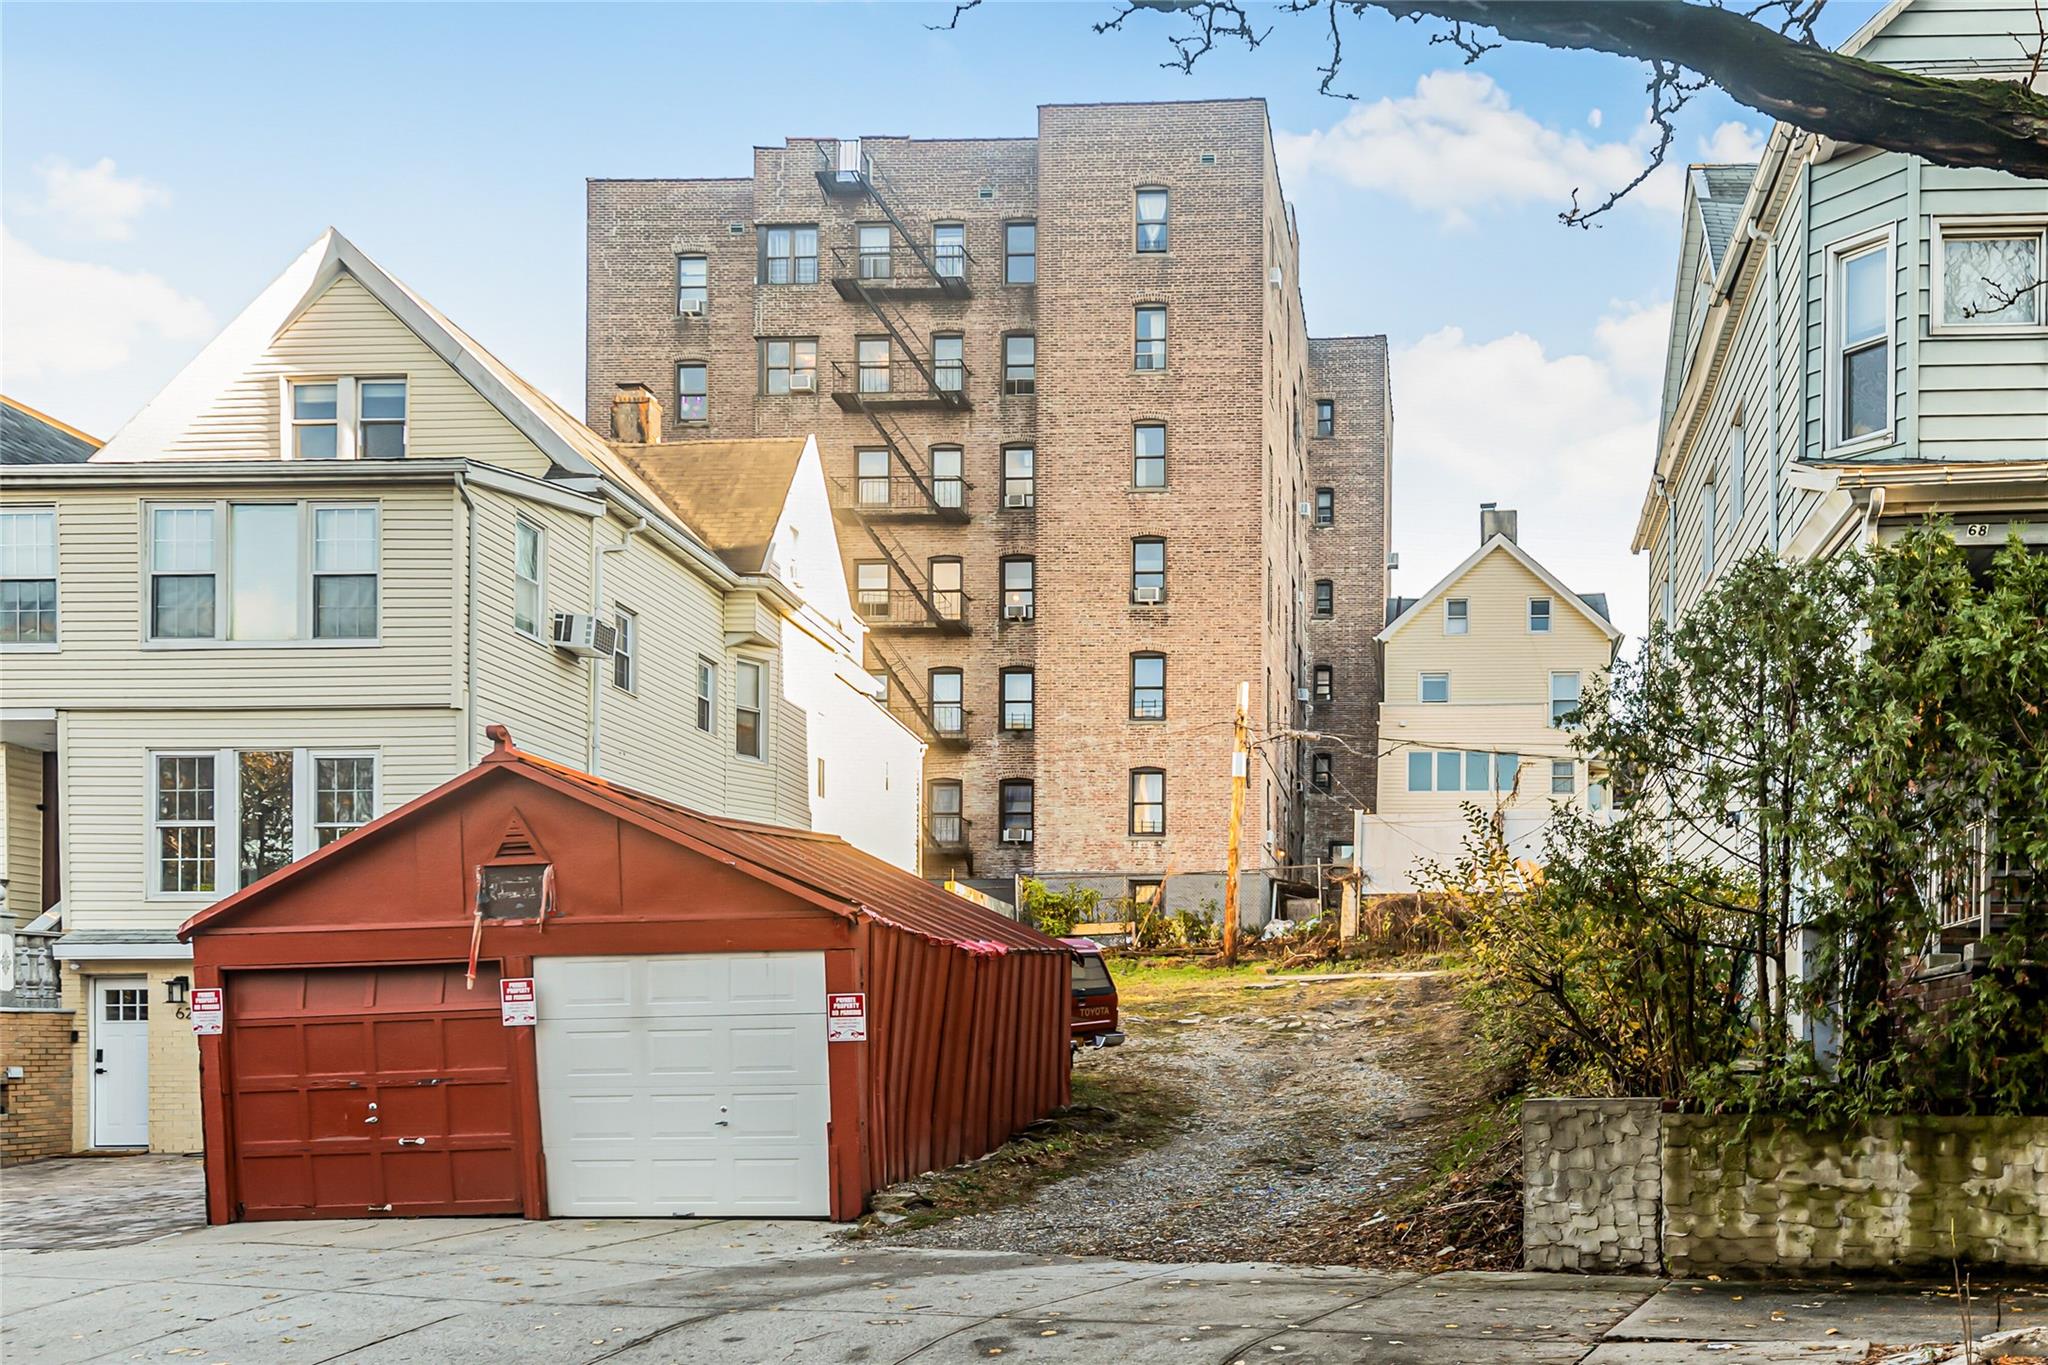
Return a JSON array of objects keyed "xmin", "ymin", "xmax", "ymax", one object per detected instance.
[
  {"xmin": 1444, "ymin": 599, "xmax": 1468, "ymax": 635},
  {"xmin": 734, "ymin": 656, "xmax": 766, "ymax": 760},
  {"xmin": 141, "ymin": 500, "xmax": 381, "ymax": 648},
  {"xmin": 1528, "ymin": 597, "xmax": 1553, "ymax": 633},
  {"xmin": 513, "ymin": 518, "xmax": 545, "ymax": 641},
  {"xmin": 145, "ymin": 747, "xmax": 378, "ymax": 900},
  {"xmin": 1550, "ymin": 670, "xmax": 1583, "ymax": 728},
  {"xmin": 0, "ymin": 505, "xmax": 59, "ymax": 652},
  {"xmin": 1701, "ymin": 477, "xmax": 1718, "ymax": 581},
  {"xmin": 1551, "ymin": 759, "xmax": 1576, "ymax": 796},
  {"xmin": 1822, "ymin": 227, "xmax": 1897, "ymax": 454},
  {"xmin": 696, "ymin": 657, "xmax": 718, "ymax": 735},
  {"xmin": 279, "ymin": 376, "xmax": 407, "ymax": 462},
  {"xmin": 1419, "ymin": 671, "xmax": 1450, "ymax": 704},
  {"xmin": 677, "ymin": 253, "xmax": 709, "ymax": 315},
  {"xmin": 1931, "ymin": 216, "xmax": 2047, "ymax": 337},
  {"xmin": 611, "ymin": 606, "xmax": 637, "ymax": 693}
]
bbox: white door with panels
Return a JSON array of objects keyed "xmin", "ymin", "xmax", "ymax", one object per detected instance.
[
  {"xmin": 91, "ymin": 977, "xmax": 151, "ymax": 1148},
  {"xmin": 534, "ymin": 952, "xmax": 832, "ymax": 1217}
]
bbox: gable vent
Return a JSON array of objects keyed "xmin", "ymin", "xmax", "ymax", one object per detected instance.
[{"xmin": 491, "ymin": 812, "xmax": 547, "ymax": 862}]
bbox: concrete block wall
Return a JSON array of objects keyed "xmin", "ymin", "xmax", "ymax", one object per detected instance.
[
  {"xmin": 0, "ymin": 1006, "xmax": 76, "ymax": 1164},
  {"xmin": 1522, "ymin": 1097, "xmax": 1664, "ymax": 1272}
]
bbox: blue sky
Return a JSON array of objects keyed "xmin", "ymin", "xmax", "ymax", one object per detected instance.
[{"xmin": 1, "ymin": 1, "xmax": 1883, "ymax": 641}]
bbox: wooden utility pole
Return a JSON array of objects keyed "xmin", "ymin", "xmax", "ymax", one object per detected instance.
[{"xmin": 1221, "ymin": 681, "xmax": 1249, "ymax": 967}]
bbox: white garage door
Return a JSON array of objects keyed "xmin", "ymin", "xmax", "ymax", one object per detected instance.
[{"xmin": 535, "ymin": 953, "xmax": 831, "ymax": 1217}]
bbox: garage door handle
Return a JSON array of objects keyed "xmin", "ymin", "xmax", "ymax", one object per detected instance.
[
  {"xmin": 397, "ymin": 1137, "xmax": 426, "ymax": 1146},
  {"xmin": 363, "ymin": 1116, "xmax": 379, "ymax": 1125},
  {"xmin": 714, "ymin": 1119, "xmax": 729, "ymax": 1127},
  {"xmin": 93, "ymin": 1067, "xmax": 107, "ymax": 1075},
  {"xmin": 368, "ymin": 1204, "xmax": 392, "ymax": 1214}
]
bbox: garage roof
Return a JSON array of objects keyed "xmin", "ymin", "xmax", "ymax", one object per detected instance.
[{"xmin": 181, "ymin": 727, "xmax": 1066, "ymax": 957}]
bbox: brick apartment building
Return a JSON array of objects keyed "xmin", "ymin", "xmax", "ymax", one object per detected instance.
[{"xmin": 587, "ymin": 99, "xmax": 1389, "ymax": 919}]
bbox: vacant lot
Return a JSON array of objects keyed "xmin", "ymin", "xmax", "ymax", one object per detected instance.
[{"xmin": 878, "ymin": 957, "xmax": 1500, "ymax": 1267}]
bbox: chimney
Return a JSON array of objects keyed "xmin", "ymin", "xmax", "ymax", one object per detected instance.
[
  {"xmin": 612, "ymin": 383, "xmax": 661, "ymax": 445},
  {"xmin": 1480, "ymin": 503, "xmax": 1518, "ymax": 545}
]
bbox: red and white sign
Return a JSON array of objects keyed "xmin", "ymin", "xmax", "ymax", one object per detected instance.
[
  {"xmin": 189, "ymin": 986, "xmax": 224, "ymax": 1036},
  {"xmin": 827, "ymin": 992, "xmax": 867, "ymax": 1043},
  {"xmin": 500, "ymin": 977, "xmax": 537, "ymax": 1027}
]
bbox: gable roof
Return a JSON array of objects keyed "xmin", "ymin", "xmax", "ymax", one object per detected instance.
[
  {"xmin": 1691, "ymin": 164, "xmax": 1759, "ymax": 270},
  {"xmin": 181, "ymin": 726, "xmax": 1063, "ymax": 957},
  {"xmin": 1, "ymin": 395, "xmax": 101, "ymax": 465},
  {"xmin": 1376, "ymin": 534, "xmax": 1622, "ymax": 644},
  {"xmin": 614, "ymin": 438, "xmax": 808, "ymax": 575}
]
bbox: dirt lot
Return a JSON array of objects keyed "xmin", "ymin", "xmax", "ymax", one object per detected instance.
[{"xmin": 878, "ymin": 958, "xmax": 1499, "ymax": 1267}]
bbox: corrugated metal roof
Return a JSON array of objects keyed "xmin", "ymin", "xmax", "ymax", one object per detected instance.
[{"xmin": 1, "ymin": 396, "xmax": 100, "ymax": 465}]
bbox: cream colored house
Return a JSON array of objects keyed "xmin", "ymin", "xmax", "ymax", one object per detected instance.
[
  {"xmin": 0, "ymin": 229, "xmax": 923, "ymax": 1154},
  {"xmin": 1360, "ymin": 508, "xmax": 1622, "ymax": 894}
]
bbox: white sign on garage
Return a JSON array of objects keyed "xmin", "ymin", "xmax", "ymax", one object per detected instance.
[{"xmin": 534, "ymin": 952, "xmax": 832, "ymax": 1217}]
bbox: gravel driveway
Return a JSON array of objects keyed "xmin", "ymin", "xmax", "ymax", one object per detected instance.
[{"xmin": 889, "ymin": 969, "xmax": 1474, "ymax": 1263}]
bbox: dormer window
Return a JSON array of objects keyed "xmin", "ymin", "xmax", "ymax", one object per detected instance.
[{"xmin": 286, "ymin": 378, "xmax": 406, "ymax": 460}]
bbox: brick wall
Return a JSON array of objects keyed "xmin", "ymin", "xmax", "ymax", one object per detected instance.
[{"xmin": 1, "ymin": 1007, "xmax": 76, "ymax": 1164}]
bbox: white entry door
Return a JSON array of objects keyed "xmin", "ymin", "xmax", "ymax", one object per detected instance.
[
  {"xmin": 535, "ymin": 953, "xmax": 831, "ymax": 1217},
  {"xmin": 91, "ymin": 977, "xmax": 151, "ymax": 1148}
]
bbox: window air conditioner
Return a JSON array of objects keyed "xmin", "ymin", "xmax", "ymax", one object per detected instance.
[
  {"xmin": 1295, "ymin": 687, "xmax": 1311, "ymax": 702},
  {"xmin": 1002, "ymin": 828, "xmax": 1033, "ymax": 843},
  {"xmin": 679, "ymin": 299, "xmax": 707, "ymax": 318},
  {"xmin": 1003, "ymin": 603, "xmax": 1035, "ymax": 621},
  {"xmin": 789, "ymin": 372, "xmax": 815, "ymax": 392},
  {"xmin": 1133, "ymin": 586, "xmax": 1163, "ymax": 605},
  {"xmin": 553, "ymin": 613, "xmax": 618, "ymax": 658},
  {"xmin": 1005, "ymin": 492, "xmax": 1034, "ymax": 509}
]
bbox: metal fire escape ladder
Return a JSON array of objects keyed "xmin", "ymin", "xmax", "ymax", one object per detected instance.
[
  {"xmin": 843, "ymin": 391, "xmax": 967, "ymax": 517},
  {"xmin": 814, "ymin": 140, "xmax": 946, "ymax": 283},
  {"xmin": 865, "ymin": 636, "xmax": 955, "ymax": 747},
  {"xmin": 847, "ymin": 281, "xmax": 946, "ymax": 395},
  {"xmin": 854, "ymin": 517, "xmax": 965, "ymax": 631}
]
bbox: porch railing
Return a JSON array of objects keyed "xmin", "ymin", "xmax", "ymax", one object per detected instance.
[{"xmin": 1, "ymin": 929, "xmax": 62, "ymax": 1009}]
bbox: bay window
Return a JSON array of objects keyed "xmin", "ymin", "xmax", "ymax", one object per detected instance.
[
  {"xmin": 147, "ymin": 501, "xmax": 379, "ymax": 644},
  {"xmin": 735, "ymin": 658, "xmax": 765, "ymax": 758}
]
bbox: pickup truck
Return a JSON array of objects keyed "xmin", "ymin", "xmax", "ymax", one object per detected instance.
[{"xmin": 1062, "ymin": 938, "xmax": 1125, "ymax": 1049}]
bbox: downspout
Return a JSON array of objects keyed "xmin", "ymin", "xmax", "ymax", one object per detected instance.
[
  {"xmin": 589, "ymin": 516, "xmax": 649, "ymax": 776},
  {"xmin": 457, "ymin": 472, "xmax": 480, "ymax": 766}
]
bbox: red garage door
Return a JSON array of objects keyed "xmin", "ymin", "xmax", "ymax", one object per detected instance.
[{"xmin": 224, "ymin": 964, "xmax": 521, "ymax": 1220}]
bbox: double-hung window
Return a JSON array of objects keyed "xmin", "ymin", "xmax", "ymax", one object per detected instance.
[
  {"xmin": 930, "ymin": 558, "xmax": 964, "ymax": 620},
  {"xmin": 1702, "ymin": 476, "xmax": 1719, "ymax": 580},
  {"xmin": 1135, "ymin": 189, "xmax": 1168, "ymax": 253},
  {"xmin": 151, "ymin": 747, "xmax": 376, "ymax": 896},
  {"xmin": 1004, "ymin": 222, "xmax": 1036, "ymax": 284},
  {"xmin": 147, "ymin": 502, "xmax": 379, "ymax": 643},
  {"xmin": 1936, "ymin": 219, "xmax": 2045, "ymax": 330},
  {"xmin": 855, "ymin": 561, "xmax": 890, "ymax": 618},
  {"xmin": 291, "ymin": 381, "xmax": 339, "ymax": 459},
  {"xmin": 1001, "ymin": 557, "xmax": 1034, "ymax": 620},
  {"xmin": 1529, "ymin": 597, "xmax": 1552, "ymax": 633},
  {"xmin": 1551, "ymin": 759, "xmax": 1575, "ymax": 796},
  {"xmin": 762, "ymin": 225, "xmax": 819, "ymax": 285},
  {"xmin": 1315, "ymin": 400, "xmax": 1335, "ymax": 438},
  {"xmin": 1002, "ymin": 668, "xmax": 1034, "ymax": 731},
  {"xmin": 1314, "ymin": 579, "xmax": 1333, "ymax": 617},
  {"xmin": 1003, "ymin": 334, "xmax": 1036, "ymax": 396},
  {"xmin": 1134, "ymin": 423, "xmax": 1167, "ymax": 487},
  {"xmin": 1550, "ymin": 670, "xmax": 1583, "ymax": 728},
  {"xmin": 762, "ymin": 339, "xmax": 816, "ymax": 395},
  {"xmin": 931, "ymin": 446, "xmax": 964, "ymax": 510},
  {"xmin": 930, "ymin": 669, "xmax": 964, "ymax": 735},
  {"xmin": 1828, "ymin": 233, "xmax": 1893, "ymax": 446},
  {"xmin": 856, "ymin": 451, "xmax": 891, "ymax": 508},
  {"xmin": 1313, "ymin": 663, "xmax": 1333, "ymax": 703},
  {"xmin": 933, "ymin": 223, "xmax": 966, "ymax": 279},
  {"xmin": 1134, "ymin": 305, "xmax": 1166, "ymax": 371},
  {"xmin": 1131, "ymin": 653, "xmax": 1165, "ymax": 719},
  {"xmin": 930, "ymin": 780, "xmax": 964, "ymax": 844},
  {"xmin": 677, "ymin": 254, "xmax": 708, "ymax": 314},
  {"xmin": 695, "ymin": 658, "xmax": 717, "ymax": 733},
  {"xmin": 1445, "ymin": 598, "xmax": 1468, "ymax": 635},
  {"xmin": 1131, "ymin": 538, "xmax": 1165, "ymax": 602},
  {"xmin": 287, "ymin": 378, "xmax": 405, "ymax": 460},
  {"xmin": 514, "ymin": 519, "xmax": 544, "ymax": 639},
  {"xmin": 1311, "ymin": 752, "xmax": 1333, "ymax": 792},
  {"xmin": 357, "ymin": 382, "xmax": 406, "ymax": 459},
  {"xmin": 735, "ymin": 658, "xmax": 765, "ymax": 758},
  {"xmin": 1003, "ymin": 445, "xmax": 1035, "ymax": 508},
  {"xmin": 677, "ymin": 363, "xmax": 708, "ymax": 423},
  {"xmin": 933, "ymin": 334, "xmax": 964, "ymax": 393},
  {"xmin": 612, "ymin": 608, "xmax": 637, "ymax": 692},
  {"xmin": 857, "ymin": 338, "xmax": 890, "ymax": 394},
  {"xmin": 857, "ymin": 223, "xmax": 892, "ymax": 280},
  {"xmin": 1000, "ymin": 779, "xmax": 1035, "ymax": 842},
  {"xmin": 1129, "ymin": 768, "xmax": 1165, "ymax": 835},
  {"xmin": 0, "ymin": 507, "xmax": 58, "ymax": 647},
  {"xmin": 1314, "ymin": 487, "xmax": 1334, "ymax": 526}
]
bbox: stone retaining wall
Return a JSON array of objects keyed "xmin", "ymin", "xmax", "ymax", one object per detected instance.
[{"xmin": 1523, "ymin": 1101, "xmax": 2048, "ymax": 1276}]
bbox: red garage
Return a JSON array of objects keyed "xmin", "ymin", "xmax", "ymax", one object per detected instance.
[{"xmin": 179, "ymin": 728, "xmax": 1070, "ymax": 1224}]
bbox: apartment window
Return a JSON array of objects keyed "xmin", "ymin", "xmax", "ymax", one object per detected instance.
[
  {"xmin": 1134, "ymin": 304, "xmax": 1167, "ymax": 371},
  {"xmin": 1001, "ymin": 557, "xmax": 1034, "ymax": 620},
  {"xmin": 1135, "ymin": 188, "xmax": 1169, "ymax": 252},
  {"xmin": 1406, "ymin": 751, "xmax": 1432, "ymax": 792},
  {"xmin": 933, "ymin": 222, "xmax": 966, "ymax": 279},
  {"xmin": 1313, "ymin": 664, "xmax": 1333, "ymax": 702},
  {"xmin": 152, "ymin": 748, "xmax": 376, "ymax": 896},
  {"xmin": 612, "ymin": 608, "xmax": 637, "ymax": 692},
  {"xmin": 930, "ymin": 669, "xmax": 964, "ymax": 735},
  {"xmin": 1004, "ymin": 221, "xmax": 1035, "ymax": 284},
  {"xmin": 1550, "ymin": 670, "xmax": 1583, "ymax": 728},
  {"xmin": 677, "ymin": 362, "xmax": 708, "ymax": 423},
  {"xmin": 1131, "ymin": 537, "xmax": 1165, "ymax": 603},
  {"xmin": 857, "ymin": 338, "xmax": 890, "ymax": 394},
  {"xmin": 1315, "ymin": 399, "xmax": 1335, "ymax": 438},
  {"xmin": 1131, "ymin": 879, "xmax": 1164, "ymax": 911},
  {"xmin": 930, "ymin": 557, "xmax": 964, "ymax": 620},
  {"xmin": 1551, "ymin": 759, "xmax": 1575, "ymax": 796},
  {"xmin": 1405, "ymin": 748, "xmax": 1519, "ymax": 796},
  {"xmin": 677, "ymin": 254, "xmax": 708, "ymax": 314},
  {"xmin": 1003, "ymin": 334, "xmax": 1036, "ymax": 396},
  {"xmin": 762, "ymin": 339, "xmax": 817, "ymax": 395},
  {"xmin": 695, "ymin": 658, "xmax": 717, "ymax": 733},
  {"xmin": 1702, "ymin": 477, "xmax": 1719, "ymax": 580},
  {"xmin": 735, "ymin": 658, "xmax": 765, "ymax": 758},
  {"xmin": 1003, "ymin": 445, "xmax": 1035, "ymax": 508},
  {"xmin": 0, "ymin": 508, "xmax": 57, "ymax": 646},
  {"xmin": 1828, "ymin": 234, "xmax": 1893, "ymax": 445},
  {"xmin": 1129, "ymin": 768, "xmax": 1166, "ymax": 835},
  {"xmin": 857, "ymin": 223, "xmax": 891, "ymax": 280},
  {"xmin": 290, "ymin": 381, "xmax": 339, "ymax": 459},
  {"xmin": 761, "ymin": 224, "xmax": 819, "ymax": 285},
  {"xmin": 1937, "ymin": 221, "xmax": 2044, "ymax": 329},
  {"xmin": 1133, "ymin": 423, "xmax": 1167, "ymax": 487},
  {"xmin": 514, "ymin": 518, "xmax": 544, "ymax": 639},
  {"xmin": 855, "ymin": 561, "xmax": 890, "ymax": 618},
  {"xmin": 930, "ymin": 781, "xmax": 964, "ymax": 844},
  {"xmin": 148, "ymin": 502, "xmax": 379, "ymax": 643},
  {"xmin": 1529, "ymin": 597, "xmax": 1552, "ymax": 633},
  {"xmin": 1314, "ymin": 487, "xmax": 1334, "ymax": 527},
  {"xmin": 1001, "ymin": 668, "xmax": 1034, "ymax": 731},
  {"xmin": 1420, "ymin": 672, "xmax": 1449, "ymax": 704},
  {"xmin": 1311, "ymin": 752, "xmax": 1333, "ymax": 792},
  {"xmin": 931, "ymin": 446, "xmax": 964, "ymax": 510},
  {"xmin": 1314, "ymin": 579, "xmax": 1333, "ymax": 617},
  {"xmin": 358, "ymin": 381, "xmax": 407, "ymax": 459},
  {"xmin": 1000, "ymin": 779, "xmax": 1035, "ymax": 842},
  {"xmin": 933, "ymin": 334, "xmax": 964, "ymax": 393},
  {"xmin": 856, "ymin": 449, "xmax": 891, "ymax": 507},
  {"xmin": 1131, "ymin": 653, "xmax": 1165, "ymax": 719},
  {"xmin": 1445, "ymin": 598, "xmax": 1468, "ymax": 635}
]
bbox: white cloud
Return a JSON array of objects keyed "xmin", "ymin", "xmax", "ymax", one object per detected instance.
[
  {"xmin": 0, "ymin": 225, "xmax": 212, "ymax": 379},
  {"xmin": 1587, "ymin": 108, "xmax": 1605, "ymax": 130},
  {"xmin": 1277, "ymin": 71, "xmax": 1678, "ymax": 226},
  {"xmin": 1389, "ymin": 302, "xmax": 1666, "ymax": 642},
  {"xmin": 37, "ymin": 156, "xmax": 170, "ymax": 241},
  {"xmin": 1698, "ymin": 120, "xmax": 1766, "ymax": 164}
]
